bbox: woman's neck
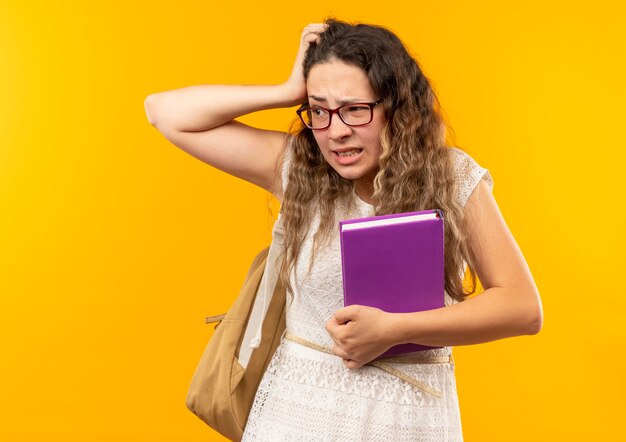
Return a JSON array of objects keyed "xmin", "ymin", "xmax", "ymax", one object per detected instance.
[{"xmin": 354, "ymin": 181, "xmax": 374, "ymax": 205}]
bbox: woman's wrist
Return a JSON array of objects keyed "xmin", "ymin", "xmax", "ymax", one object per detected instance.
[
  {"xmin": 387, "ymin": 311, "xmax": 426, "ymax": 347},
  {"xmin": 273, "ymin": 81, "xmax": 306, "ymax": 108},
  {"xmin": 381, "ymin": 311, "xmax": 410, "ymax": 348}
]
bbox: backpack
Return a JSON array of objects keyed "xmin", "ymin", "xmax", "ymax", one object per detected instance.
[{"xmin": 186, "ymin": 227, "xmax": 287, "ymax": 441}]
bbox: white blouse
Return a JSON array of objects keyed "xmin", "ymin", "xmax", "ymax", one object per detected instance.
[{"xmin": 242, "ymin": 146, "xmax": 493, "ymax": 441}]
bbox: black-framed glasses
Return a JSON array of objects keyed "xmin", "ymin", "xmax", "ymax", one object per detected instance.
[{"xmin": 296, "ymin": 99, "xmax": 382, "ymax": 130}]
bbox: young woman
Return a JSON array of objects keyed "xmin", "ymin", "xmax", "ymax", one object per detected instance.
[{"xmin": 145, "ymin": 19, "xmax": 543, "ymax": 441}]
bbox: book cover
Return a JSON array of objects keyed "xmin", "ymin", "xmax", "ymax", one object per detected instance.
[{"xmin": 339, "ymin": 209, "xmax": 445, "ymax": 357}]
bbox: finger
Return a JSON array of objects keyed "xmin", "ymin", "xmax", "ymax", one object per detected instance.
[
  {"xmin": 343, "ymin": 359, "xmax": 363, "ymax": 370},
  {"xmin": 331, "ymin": 343, "xmax": 351, "ymax": 360},
  {"xmin": 303, "ymin": 23, "xmax": 327, "ymax": 31},
  {"xmin": 333, "ymin": 305, "xmax": 358, "ymax": 324},
  {"xmin": 303, "ymin": 33, "xmax": 321, "ymax": 45},
  {"xmin": 301, "ymin": 24, "xmax": 327, "ymax": 41},
  {"xmin": 325, "ymin": 321, "xmax": 335, "ymax": 337},
  {"xmin": 301, "ymin": 25, "xmax": 325, "ymax": 38}
]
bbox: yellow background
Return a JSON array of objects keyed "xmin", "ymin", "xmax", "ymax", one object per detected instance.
[{"xmin": 1, "ymin": 0, "xmax": 624, "ymax": 440}]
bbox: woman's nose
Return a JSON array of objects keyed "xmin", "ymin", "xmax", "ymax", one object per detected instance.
[{"xmin": 328, "ymin": 114, "xmax": 353, "ymax": 140}]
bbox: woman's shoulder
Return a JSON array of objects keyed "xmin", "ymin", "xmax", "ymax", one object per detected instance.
[{"xmin": 447, "ymin": 147, "xmax": 494, "ymax": 208}]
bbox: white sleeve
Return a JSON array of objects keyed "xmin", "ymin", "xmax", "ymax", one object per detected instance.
[{"xmin": 450, "ymin": 147, "xmax": 494, "ymax": 208}]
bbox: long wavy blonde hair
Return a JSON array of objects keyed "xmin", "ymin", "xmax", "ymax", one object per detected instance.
[{"xmin": 278, "ymin": 19, "xmax": 478, "ymax": 302}]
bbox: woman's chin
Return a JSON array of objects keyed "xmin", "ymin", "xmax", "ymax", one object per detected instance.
[
  {"xmin": 329, "ymin": 165, "xmax": 378, "ymax": 186},
  {"xmin": 335, "ymin": 169, "xmax": 363, "ymax": 182}
]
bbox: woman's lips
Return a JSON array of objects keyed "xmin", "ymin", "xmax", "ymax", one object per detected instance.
[{"xmin": 332, "ymin": 148, "xmax": 364, "ymax": 165}]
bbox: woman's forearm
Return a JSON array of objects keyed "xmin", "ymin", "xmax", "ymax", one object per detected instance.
[
  {"xmin": 390, "ymin": 286, "xmax": 543, "ymax": 347},
  {"xmin": 144, "ymin": 83, "xmax": 301, "ymax": 132},
  {"xmin": 389, "ymin": 173, "xmax": 544, "ymax": 348},
  {"xmin": 144, "ymin": 25, "xmax": 323, "ymax": 134}
]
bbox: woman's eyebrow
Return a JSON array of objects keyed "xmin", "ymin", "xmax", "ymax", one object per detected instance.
[
  {"xmin": 308, "ymin": 95, "xmax": 327, "ymax": 103},
  {"xmin": 308, "ymin": 95, "xmax": 371, "ymax": 105}
]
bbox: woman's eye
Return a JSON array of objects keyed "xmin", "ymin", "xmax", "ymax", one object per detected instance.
[
  {"xmin": 347, "ymin": 105, "xmax": 369, "ymax": 113},
  {"xmin": 311, "ymin": 108, "xmax": 327, "ymax": 117}
]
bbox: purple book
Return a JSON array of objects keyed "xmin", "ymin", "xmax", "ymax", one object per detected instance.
[{"xmin": 339, "ymin": 209, "xmax": 445, "ymax": 357}]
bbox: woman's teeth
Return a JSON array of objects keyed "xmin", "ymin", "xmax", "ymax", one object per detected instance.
[{"xmin": 336, "ymin": 149, "xmax": 362, "ymax": 157}]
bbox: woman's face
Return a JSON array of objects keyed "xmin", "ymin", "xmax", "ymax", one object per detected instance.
[{"xmin": 306, "ymin": 59, "xmax": 386, "ymax": 200}]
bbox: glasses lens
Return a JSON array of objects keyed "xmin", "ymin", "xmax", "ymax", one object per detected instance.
[
  {"xmin": 298, "ymin": 103, "xmax": 375, "ymax": 129},
  {"xmin": 339, "ymin": 104, "xmax": 373, "ymax": 126},
  {"xmin": 302, "ymin": 107, "xmax": 329, "ymax": 129}
]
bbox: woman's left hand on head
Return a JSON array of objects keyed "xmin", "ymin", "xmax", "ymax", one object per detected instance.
[{"xmin": 325, "ymin": 305, "xmax": 395, "ymax": 369}]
